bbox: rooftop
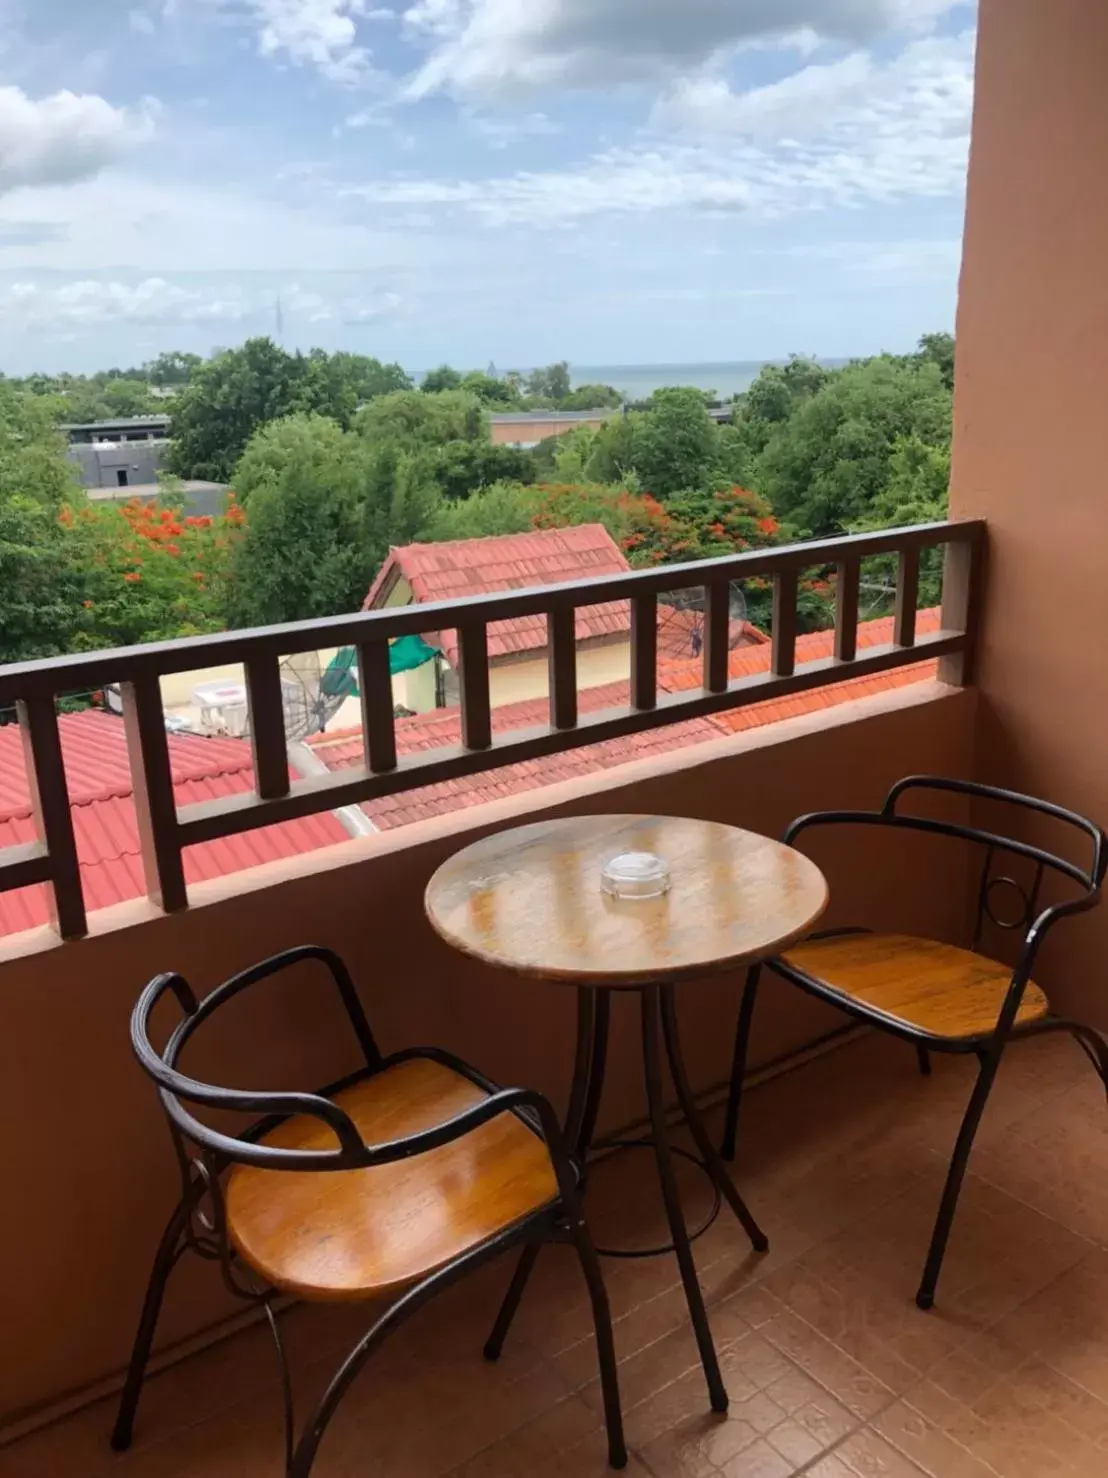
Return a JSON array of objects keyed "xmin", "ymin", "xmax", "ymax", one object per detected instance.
[
  {"xmin": 61, "ymin": 416, "xmax": 173, "ymax": 433},
  {"xmin": 363, "ymin": 525, "xmax": 764, "ymax": 667},
  {"xmin": 0, "ymin": 610, "xmax": 939, "ymax": 936},
  {"xmin": 0, "ymin": 712, "xmax": 347, "ymax": 937},
  {"xmin": 489, "ymin": 409, "xmax": 618, "ymax": 424}
]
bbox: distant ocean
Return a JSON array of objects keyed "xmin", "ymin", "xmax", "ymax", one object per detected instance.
[{"xmin": 568, "ymin": 359, "xmax": 849, "ymax": 400}]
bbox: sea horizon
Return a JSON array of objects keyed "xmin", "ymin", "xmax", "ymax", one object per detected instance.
[{"xmin": 412, "ymin": 358, "xmax": 851, "ymax": 400}]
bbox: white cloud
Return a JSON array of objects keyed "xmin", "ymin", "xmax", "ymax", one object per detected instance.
[
  {"xmin": 656, "ymin": 33, "xmax": 974, "ymax": 141},
  {"xmin": 0, "ymin": 87, "xmax": 157, "ymax": 196},
  {"xmin": 0, "ymin": 274, "xmax": 407, "ymax": 332},
  {"xmin": 345, "ymin": 29, "xmax": 975, "ymax": 227},
  {"xmin": 0, "ymin": 277, "xmax": 253, "ymax": 328},
  {"xmin": 780, "ymin": 237, "xmax": 963, "ymax": 285},
  {"xmin": 403, "ymin": 0, "xmax": 969, "ymax": 99},
  {"xmin": 465, "ymin": 110, "xmax": 561, "ymax": 148},
  {"xmin": 253, "ymin": 0, "xmax": 372, "ymax": 82},
  {"xmin": 128, "ymin": 8, "xmax": 158, "ymax": 34}
]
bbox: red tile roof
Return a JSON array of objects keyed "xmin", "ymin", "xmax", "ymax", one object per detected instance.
[
  {"xmin": 363, "ymin": 524, "xmax": 632, "ymax": 666},
  {"xmin": 656, "ymin": 608, "xmax": 942, "ymax": 730},
  {"xmin": 364, "ymin": 524, "xmax": 766, "ymax": 665},
  {"xmin": 308, "ymin": 608, "xmax": 940, "ymax": 829},
  {"xmin": 0, "ymin": 711, "xmax": 348, "ymax": 938},
  {"xmin": 310, "ymin": 682, "xmax": 723, "ymax": 831},
  {"xmin": 0, "ymin": 609, "xmax": 942, "ymax": 935}
]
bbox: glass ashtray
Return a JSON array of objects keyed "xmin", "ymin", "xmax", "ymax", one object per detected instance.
[{"xmin": 601, "ymin": 851, "xmax": 670, "ymax": 900}]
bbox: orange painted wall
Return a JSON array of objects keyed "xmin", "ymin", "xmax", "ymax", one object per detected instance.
[
  {"xmin": 489, "ymin": 414, "xmax": 612, "ymax": 445},
  {"xmin": 0, "ymin": 687, "xmax": 974, "ymax": 1423},
  {"xmin": 950, "ymin": 0, "xmax": 1108, "ymax": 1028}
]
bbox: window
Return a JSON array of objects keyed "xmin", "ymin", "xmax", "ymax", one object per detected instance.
[{"xmin": 116, "ymin": 470, "xmax": 129, "ymax": 487}]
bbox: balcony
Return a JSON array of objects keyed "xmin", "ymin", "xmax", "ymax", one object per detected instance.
[{"xmin": 0, "ymin": 474, "xmax": 1106, "ymax": 1478}]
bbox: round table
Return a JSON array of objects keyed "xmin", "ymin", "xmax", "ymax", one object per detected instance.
[{"xmin": 425, "ymin": 813, "xmax": 829, "ymax": 1414}]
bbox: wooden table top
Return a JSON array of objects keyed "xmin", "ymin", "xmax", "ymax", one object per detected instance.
[{"xmin": 424, "ymin": 814, "xmax": 829, "ymax": 987}]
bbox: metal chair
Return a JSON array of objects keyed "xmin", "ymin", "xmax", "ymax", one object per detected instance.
[
  {"xmin": 111, "ymin": 945, "xmax": 626, "ymax": 1475},
  {"xmin": 720, "ymin": 776, "xmax": 1108, "ymax": 1312}
]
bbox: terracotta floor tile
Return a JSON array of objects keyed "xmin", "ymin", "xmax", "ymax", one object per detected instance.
[
  {"xmin": 5, "ymin": 1034, "xmax": 1107, "ymax": 1478},
  {"xmin": 874, "ymin": 1396, "xmax": 1003, "ymax": 1478},
  {"xmin": 806, "ymin": 1428, "xmax": 931, "ymax": 1476},
  {"xmin": 718, "ymin": 1435, "xmax": 794, "ymax": 1478}
]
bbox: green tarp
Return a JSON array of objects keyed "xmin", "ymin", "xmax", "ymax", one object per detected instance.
[{"xmin": 321, "ymin": 636, "xmax": 439, "ymax": 699}]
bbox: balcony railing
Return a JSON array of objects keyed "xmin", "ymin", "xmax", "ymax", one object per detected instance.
[{"xmin": 0, "ymin": 520, "xmax": 985, "ymax": 942}]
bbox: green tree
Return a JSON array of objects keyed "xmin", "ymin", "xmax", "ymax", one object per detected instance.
[
  {"xmin": 146, "ymin": 351, "xmax": 203, "ymax": 388},
  {"xmin": 99, "ymin": 377, "xmax": 157, "ymax": 417},
  {"xmin": 355, "ymin": 388, "xmax": 488, "ymax": 447},
  {"xmin": 756, "ymin": 357, "xmax": 952, "ymax": 536},
  {"xmin": 916, "ymin": 332, "xmax": 956, "ymax": 391},
  {"xmin": 426, "ymin": 480, "xmax": 537, "ymax": 540},
  {"xmin": 630, "ymin": 388, "xmax": 719, "ymax": 497},
  {"xmin": 851, "ymin": 434, "xmax": 952, "ymax": 607},
  {"xmin": 459, "ymin": 370, "xmax": 518, "ymax": 405},
  {"xmin": 584, "ymin": 415, "xmax": 636, "ymax": 484},
  {"xmin": 225, "ymin": 414, "xmax": 377, "ymax": 626},
  {"xmin": 301, "ymin": 349, "xmax": 411, "ymax": 427},
  {"xmin": 526, "ymin": 361, "xmax": 572, "ymax": 402},
  {"xmin": 168, "ymin": 338, "xmax": 310, "ymax": 481},
  {"xmin": 428, "ymin": 440, "xmax": 535, "ymax": 501},
  {"xmin": 421, "ymin": 365, "xmax": 464, "ymax": 393},
  {"xmin": 557, "ymin": 383, "xmax": 622, "ymax": 410}
]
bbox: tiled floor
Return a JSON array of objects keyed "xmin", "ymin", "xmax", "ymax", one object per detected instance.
[{"xmin": 4, "ymin": 1030, "xmax": 1108, "ymax": 1477}]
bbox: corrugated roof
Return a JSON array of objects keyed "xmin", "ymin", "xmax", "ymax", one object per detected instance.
[
  {"xmin": 0, "ymin": 712, "xmax": 349, "ymax": 939},
  {"xmin": 363, "ymin": 525, "xmax": 765, "ymax": 666}
]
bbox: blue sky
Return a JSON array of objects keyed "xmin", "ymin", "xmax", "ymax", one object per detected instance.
[{"xmin": 0, "ymin": 0, "xmax": 976, "ymax": 374}]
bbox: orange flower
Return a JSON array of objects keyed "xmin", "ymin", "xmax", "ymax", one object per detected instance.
[{"xmin": 123, "ymin": 571, "xmax": 141, "ymax": 583}]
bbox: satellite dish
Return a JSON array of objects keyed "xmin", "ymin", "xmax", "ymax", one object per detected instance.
[
  {"xmin": 661, "ymin": 580, "xmax": 751, "ymax": 659},
  {"xmin": 276, "ymin": 651, "xmax": 353, "ymax": 743}
]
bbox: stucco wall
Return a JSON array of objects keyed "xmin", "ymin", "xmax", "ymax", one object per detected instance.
[
  {"xmin": 0, "ymin": 685, "xmax": 975, "ymax": 1422},
  {"xmin": 949, "ymin": 0, "xmax": 1108, "ymax": 1028}
]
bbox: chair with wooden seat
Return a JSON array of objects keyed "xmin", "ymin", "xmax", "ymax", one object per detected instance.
[
  {"xmin": 720, "ymin": 776, "xmax": 1108, "ymax": 1312},
  {"xmin": 111, "ymin": 945, "xmax": 626, "ymax": 1476}
]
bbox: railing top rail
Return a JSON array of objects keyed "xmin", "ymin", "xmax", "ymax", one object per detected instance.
[{"xmin": 0, "ymin": 520, "xmax": 983, "ymax": 702}]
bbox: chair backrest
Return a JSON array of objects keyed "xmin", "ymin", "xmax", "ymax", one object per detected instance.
[
  {"xmin": 131, "ymin": 945, "xmax": 384, "ymax": 1173},
  {"xmin": 786, "ymin": 775, "xmax": 1106, "ymax": 958}
]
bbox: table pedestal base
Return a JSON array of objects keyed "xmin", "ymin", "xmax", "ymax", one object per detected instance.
[{"xmin": 486, "ymin": 984, "xmax": 768, "ymax": 1415}]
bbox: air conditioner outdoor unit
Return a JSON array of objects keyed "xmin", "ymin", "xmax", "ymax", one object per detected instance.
[{"xmin": 190, "ymin": 681, "xmax": 249, "ymax": 736}]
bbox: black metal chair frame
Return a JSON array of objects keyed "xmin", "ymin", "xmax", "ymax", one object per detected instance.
[
  {"xmin": 111, "ymin": 945, "xmax": 627, "ymax": 1475},
  {"xmin": 720, "ymin": 776, "xmax": 1108, "ymax": 1311}
]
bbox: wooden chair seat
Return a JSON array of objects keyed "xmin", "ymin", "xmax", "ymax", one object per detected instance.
[
  {"xmin": 778, "ymin": 932, "xmax": 1049, "ymax": 1043},
  {"xmin": 225, "ymin": 1058, "xmax": 558, "ymax": 1301}
]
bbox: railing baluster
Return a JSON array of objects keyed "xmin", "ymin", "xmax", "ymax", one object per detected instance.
[
  {"xmin": 245, "ymin": 655, "xmax": 290, "ymax": 800},
  {"xmin": 835, "ymin": 559, "xmax": 860, "ymax": 663},
  {"xmin": 17, "ymin": 696, "xmax": 86, "ymax": 940},
  {"xmin": 704, "ymin": 581, "xmax": 731, "ymax": 693},
  {"xmin": 358, "ymin": 641, "xmax": 397, "ymax": 772},
  {"xmin": 772, "ymin": 570, "xmax": 798, "ymax": 678},
  {"xmin": 121, "ymin": 676, "xmax": 188, "ymax": 912},
  {"xmin": 457, "ymin": 624, "xmax": 491, "ymax": 751},
  {"xmin": 938, "ymin": 530, "xmax": 985, "ymax": 686},
  {"xmin": 548, "ymin": 607, "xmax": 578, "ymax": 731},
  {"xmin": 631, "ymin": 594, "xmax": 657, "ymax": 710},
  {"xmin": 895, "ymin": 547, "xmax": 920, "ymax": 648}
]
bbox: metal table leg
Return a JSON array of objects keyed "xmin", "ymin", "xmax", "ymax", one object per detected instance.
[
  {"xmin": 485, "ymin": 987, "xmax": 611, "ymax": 1360},
  {"xmin": 641, "ymin": 985, "xmax": 729, "ymax": 1413},
  {"xmin": 660, "ymin": 986, "xmax": 768, "ymax": 1254}
]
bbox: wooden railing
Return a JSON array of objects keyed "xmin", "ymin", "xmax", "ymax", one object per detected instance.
[{"xmin": 0, "ymin": 520, "xmax": 985, "ymax": 941}]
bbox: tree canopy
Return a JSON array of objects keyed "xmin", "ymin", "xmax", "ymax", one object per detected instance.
[{"xmin": 168, "ymin": 339, "xmax": 412, "ymax": 481}]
